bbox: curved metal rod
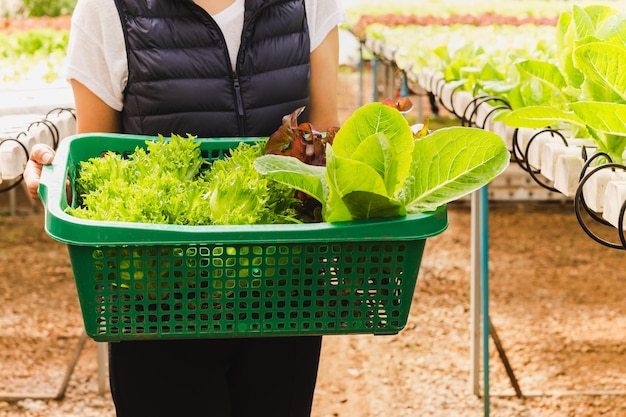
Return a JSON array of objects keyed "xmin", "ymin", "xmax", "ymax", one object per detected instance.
[
  {"xmin": 447, "ymin": 83, "xmax": 467, "ymax": 118},
  {"xmin": 512, "ymin": 128, "xmax": 531, "ymax": 168},
  {"xmin": 464, "ymin": 96, "xmax": 511, "ymax": 129},
  {"xmin": 619, "ymin": 200, "xmax": 626, "ymax": 250},
  {"xmin": 433, "ymin": 77, "xmax": 448, "ymax": 109},
  {"xmin": 428, "ymin": 73, "xmax": 445, "ymax": 116},
  {"xmin": 576, "ymin": 152, "xmax": 614, "ymax": 226},
  {"xmin": 478, "ymin": 104, "xmax": 510, "ymax": 130},
  {"xmin": 511, "ymin": 128, "xmax": 528, "ymax": 169},
  {"xmin": 1, "ymin": 136, "xmax": 30, "ymax": 158},
  {"xmin": 435, "ymin": 80, "xmax": 464, "ymax": 116},
  {"xmin": 46, "ymin": 107, "xmax": 77, "ymax": 120},
  {"xmin": 0, "ymin": 175, "xmax": 24, "ymax": 193},
  {"xmin": 461, "ymin": 95, "xmax": 489, "ymax": 127},
  {"xmin": 574, "ymin": 163, "xmax": 626, "ymax": 250},
  {"xmin": 526, "ymin": 167, "xmax": 558, "ymax": 192},
  {"xmin": 513, "ymin": 127, "xmax": 555, "ymax": 171},
  {"xmin": 28, "ymin": 119, "xmax": 60, "ymax": 149},
  {"xmin": 421, "ymin": 71, "xmax": 433, "ymax": 94},
  {"xmin": 419, "ymin": 71, "xmax": 441, "ymax": 116},
  {"xmin": 521, "ymin": 129, "xmax": 568, "ymax": 192},
  {"xmin": 467, "ymin": 96, "xmax": 496, "ymax": 127},
  {"xmin": 433, "ymin": 82, "xmax": 447, "ymax": 112},
  {"xmin": 427, "ymin": 72, "xmax": 439, "ymax": 95},
  {"xmin": 0, "ymin": 138, "xmax": 29, "ymax": 193},
  {"xmin": 548, "ymin": 128, "xmax": 568, "ymax": 146},
  {"xmin": 471, "ymin": 83, "xmax": 482, "ymax": 97},
  {"xmin": 578, "ymin": 152, "xmax": 614, "ymax": 181}
]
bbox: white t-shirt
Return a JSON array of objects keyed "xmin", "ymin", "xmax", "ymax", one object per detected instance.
[{"xmin": 65, "ymin": 0, "xmax": 346, "ymax": 112}]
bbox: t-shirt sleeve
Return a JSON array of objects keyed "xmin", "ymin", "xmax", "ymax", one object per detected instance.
[
  {"xmin": 64, "ymin": 0, "xmax": 127, "ymax": 111},
  {"xmin": 307, "ymin": 0, "xmax": 346, "ymax": 51}
]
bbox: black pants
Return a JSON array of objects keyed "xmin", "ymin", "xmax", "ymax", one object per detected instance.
[{"xmin": 109, "ymin": 336, "xmax": 323, "ymax": 417}]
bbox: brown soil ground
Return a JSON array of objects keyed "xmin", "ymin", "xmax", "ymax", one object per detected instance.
[{"xmin": 1, "ymin": 69, "xmax": 625, "ymax": 417}]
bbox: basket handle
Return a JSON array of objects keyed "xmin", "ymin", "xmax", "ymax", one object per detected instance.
[
  {"xmin": 37, "ymin": 135, "xmax": 76, "ymax": 242},
  {"xmin": 38, "ymin": 156, "xmax": 68, "ymax": 208}
]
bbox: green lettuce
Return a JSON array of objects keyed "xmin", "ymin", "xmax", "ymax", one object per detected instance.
[
  {"xmin": 254, "ymin": 102, "xmax": 510, "ymax": 222},
  {"xmin": 501, "ymin": 5, "xmax": 626, "ymax": 163},
  {"xmin": 206, "ymin": 141, "xmax": 300, "ymax": 225},
  {"xmin": 67, "ymin": 134, "xmax": 300, "ymax": 225}
]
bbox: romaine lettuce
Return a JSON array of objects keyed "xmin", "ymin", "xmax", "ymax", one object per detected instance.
[{"xmin": 255, "ymin": 102, "xmax": 510, "ymax": 222}]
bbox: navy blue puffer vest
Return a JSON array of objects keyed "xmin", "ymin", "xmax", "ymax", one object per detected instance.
[{"xmin": 113, "ymin": 0, "xmax": 310, "ymax": 138}]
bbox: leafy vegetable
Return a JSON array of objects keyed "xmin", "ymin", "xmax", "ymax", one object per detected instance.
[
  {"xmin": 205, "ymin": 141, "xmax": 300, "ymax": 225},
  {"xmin": 500, "ymin": 5, "xmax": 626, "ymax": 163},
  {"xmin": 67, "ymin": 134, "xmax": 300, "ymax": 225},
  {"xmin": 264, "ymin": 106, "xmax": 338, "ymax": 166},
  {"xmin": 402, "ymin": 126, "xmax": 512, "ymax": 212},
  {"xmin": 0, "ymin": 28, "xmax": 69, "ymax": 83},
  {"xmin": 68, "ymin": 104, "xmax": 510, "ymax": 226},
  {"xmin": 254, "ymin": 102, "xmax": 510, "ymax": 222}
]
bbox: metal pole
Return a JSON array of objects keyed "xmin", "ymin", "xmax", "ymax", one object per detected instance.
[
  {"xmin": 371, "ymin": 55, "xmax": 378, "ymax": 102},
  {"xmin": 400, "ymin": 73, "xmax": 409, "ymax": 97},
  {"xmin": 480, "ymin": 185, "xmax": 490, "ymax": 416},
  {"xmin": 470, "ymin": 191, "xmax": 482, "ymax": 396},
  {"xmin": 0, "ymin": 331, "xmax": 88, "ymax": 402},
  {"xmin": 358, "ymin": 42, "xmax": 364, "ymax": 108}
]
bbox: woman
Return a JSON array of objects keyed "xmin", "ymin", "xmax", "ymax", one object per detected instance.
[{"xmin": 25, "ymin": 1, "xmax": 345, "ymax": 416}]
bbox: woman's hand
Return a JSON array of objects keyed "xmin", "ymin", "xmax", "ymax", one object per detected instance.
[{"xmin": 24, "ymin": 143, "xmax": 55, "ymax": 200}]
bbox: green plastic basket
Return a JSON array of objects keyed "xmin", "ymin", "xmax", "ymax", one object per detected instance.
[{"xmin": 39, "ymin": 133, "xmax": 448, "ymax": 342}]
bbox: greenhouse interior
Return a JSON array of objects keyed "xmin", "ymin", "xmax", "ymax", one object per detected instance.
[{"xmin": 1, "ymin": 0, "xmax": 626, "ymax": 416}]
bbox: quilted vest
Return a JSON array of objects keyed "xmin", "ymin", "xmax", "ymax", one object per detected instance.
[{"xmin": 113, "ymin": 0, "xmax": 310, "ymax": 138}]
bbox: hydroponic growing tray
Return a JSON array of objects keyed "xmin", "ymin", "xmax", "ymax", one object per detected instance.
[{"xmin": 39, "ymin": 133, "xmax": 448, "ymax": 342}]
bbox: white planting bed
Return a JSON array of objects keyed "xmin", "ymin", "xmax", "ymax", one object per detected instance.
[{"xmin": 0, "ymin": 81, "xmax": 76, "ymax": 214}]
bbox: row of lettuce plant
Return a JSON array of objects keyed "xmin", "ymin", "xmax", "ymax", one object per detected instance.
[
  {"xmin": 497, "ymin": 6, "xmax": 626, "ymax": 163},
  {"xmin": 496, "ymin": 6, "xmax": 626, "ymax": 248},
  {"xmin": 352, "ymin": 3, "xmax": 626, "ymax": 247},
  {"xmin": 359, "ymin": 5, "xmax": 625, "ymax": 163},
  {"xmin": 0, "ymin": 24, "xmax": 69, "ymax": 83},
  {"xmin": 363, "ymin": 23, "xmax": 556, "ymax": 94},
  {"xmin": 343, "ymin": 0, "xmax": 579, "ymax": 29}
]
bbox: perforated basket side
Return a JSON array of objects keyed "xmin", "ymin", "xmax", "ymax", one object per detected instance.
[{"xmin": 68, "ymin": 239, "xmax": 427, "ymax": 341}]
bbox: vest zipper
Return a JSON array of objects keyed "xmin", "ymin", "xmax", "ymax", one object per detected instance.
[
  {"xmin": 187, "ymin": 3, "xmax": 248, "ymax": 136},
  {"xmin": 232, "ymin": 73, "xmax": 246, "ymax": 135}
]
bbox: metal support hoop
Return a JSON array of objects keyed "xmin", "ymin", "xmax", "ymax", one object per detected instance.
[
  {"xmin": 46, "ymin": 107, "xmax": 76, "ymax": 120},
  {"xmin": 522, "ymin": 129, "xmax": 567, "ymax": 193},
  {"xmin": 426, "ymin": 71, "xmax": 440, "ymax": 95},
  {"xmin": 574, "ymin": 163, "xmax": 626, "ymax": 250},
  {"xmin": 433, "ymin": 77, "xmax": 448, "ymax": 111},
  {"xmin": 461, "ymin": 95, "xmax": 489, "ymax": 127},
  {"xmin": 479, "ymin": 104, "xmax": 510, "ymax": 130},
  {"xmin": 27, "ymin": 118, "xmax": 60, "ymax": 149},
  {"xmin": 436, "ymin": 79, "xmax": 465, "ymax": 116},
  {"xmin": 461, "ymin": 95, "xmax": 510, "ymax": 129},
  {"xmin": 619, "ymin": 200, "xmax": 626, "ymax": 249},
  {"xmin": 0, "ymin": 138, "xmax": 29, "ymax": 193},
  {"xmin": 471, "ymin": 98, "xmax": 511, "ymax": 130},
  {"xmin": 511, "ymin": 128, "xmax": 526, "ymax": 167},
  {"xmin": 576, "ymin": 152, "xmax": 615, "ymax": 227},
  {"xmin": 420, "ymin": 71, "xmax": 440, "ymax": 116}
]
